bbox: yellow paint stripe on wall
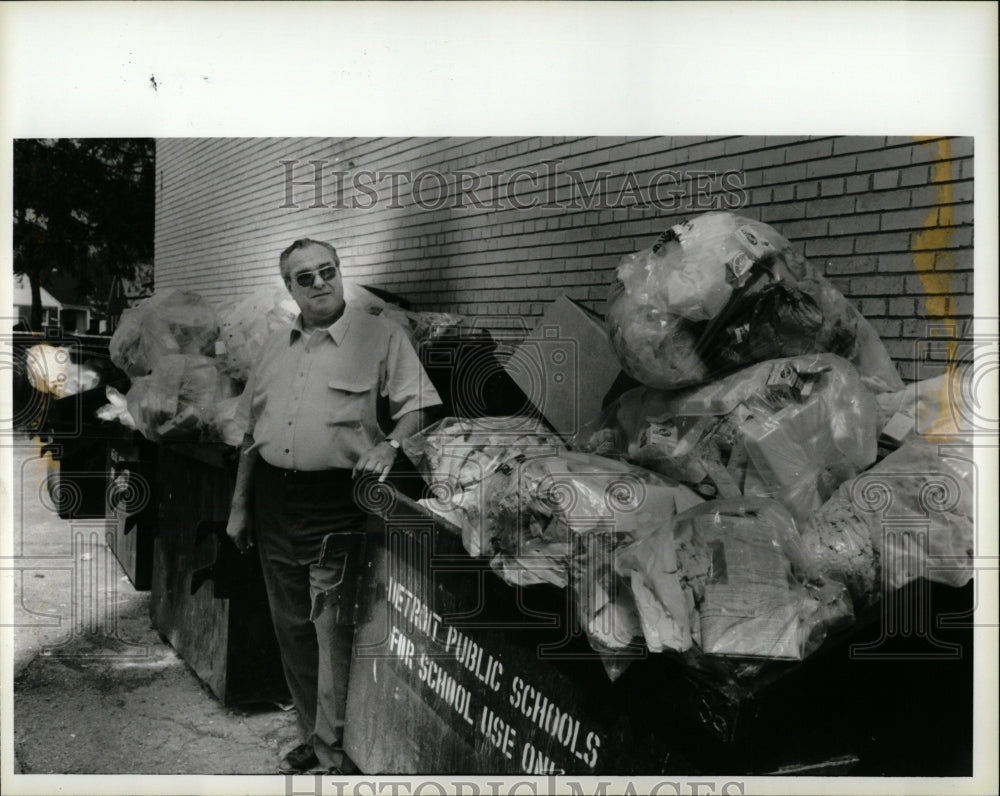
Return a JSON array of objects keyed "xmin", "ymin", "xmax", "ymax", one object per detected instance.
[
  {"xmin": 912, "ymin": 137, "xmax": 961, "ymax": 438},
  {"xmin": 912, "ymin": 138, "xmax": 955, "ymax": 325}
]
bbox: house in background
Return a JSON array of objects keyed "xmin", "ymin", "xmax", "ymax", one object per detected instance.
[
  {"xmin": 53, "ymin": 300, "xmax": 93, "ymax": 334},
  {"xmin": 11, "ymin": 273, "xmax": 68, "ymax": 331},
  {"xmin": 11, "ymin": 273, "xmax": 106, "ymax": 334}
]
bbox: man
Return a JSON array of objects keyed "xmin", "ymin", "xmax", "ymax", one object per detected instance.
[{"xmin": 226, "ymin": 238, "xmax": 441, "ymax": 774}]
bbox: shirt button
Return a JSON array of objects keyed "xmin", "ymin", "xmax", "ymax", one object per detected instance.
[{"xmin": 284, "ymin": 448, "xmax": 290, "ymax": 454}]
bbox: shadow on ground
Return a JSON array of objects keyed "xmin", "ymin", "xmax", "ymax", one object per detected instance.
[
  {"xmin": 9, "ymin": 437, "xmax": 299, "ymax": 776},
  {"xmin": 14, "ymin": 590, "xmax": 298, "ymax": 775}
]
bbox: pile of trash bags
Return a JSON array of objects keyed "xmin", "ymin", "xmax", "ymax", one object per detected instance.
[
  {"xmin": 800, "ymin": 438, "xmax": 975, "ymax": 608},
  {"xmin": 407, "ymin": 419, "xmax": 858, "ymax": 678},
  {"xmin": 110, "ymin": 290, "xmax": 221, "ymax": 378},
  {"xmin": 574, "ymin": 353, "xmax": 879, "ymax": 526},
  {"xmin": 403, "ymin": 210, "xmax": 976, "ymax": 681},
  {"xmin": 605, "ymin": 211, "xmax": 904, "ymax": 394},
  {"xmin": 105, "ymin": 289, "xmax": 239, "ymax": 443},
  {"xmin": 101, "ymin": 282, "xmax": 464, "ymax": 445}
]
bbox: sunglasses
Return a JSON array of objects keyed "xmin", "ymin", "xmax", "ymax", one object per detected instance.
[{"xmin": 291, "ymin": 264, "xmax": 339, "ymax": 288}]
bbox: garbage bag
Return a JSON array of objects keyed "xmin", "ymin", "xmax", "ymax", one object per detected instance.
[
  {"xmin": 212, "ymin": 392, "xmax": 250, "ymax": 447},
  {"xmin": 96, "ymin": 385, "xmax": 137, "ymax": 429},
  {"xmin": 216, "ymin": 286, "xmax": 299, "ymax": 382},
  {"xmin": 706, "ymin": 277, "xmax": 848, "ymax": 369},
  {"xmin": 605, "ymin": 211, "xmax": 903, "ymax": 393},
  {"xmin": 571, "ymin": 531, "xmax": 645, "ymax": 677},
  {"xmin": 481, "ymin": 451, "xmax": 702, "ymax": 670},
  {"xmin": 801, "ymin": 438, "xmax": 975, "ymax": 607},
  {"xmin": 484, "ymin": 450, "xmax": 699, "ymax": 560},
  {"xmin": 125, "ymin": 354, "xmax": 220, "ymax": 441},
  {"xmin": 574, "ymin": 354, "xmax": 878, "ymax": 526},
  {"xmin": 26, "ymin": 344, "xmax": 101, "ymax": 398},
  {"xmin": 110, "ymin": 290, "xmax": 221, "ymax": 377},
  {"xmin": 404, "ymin": 415, "xmax": 566, "ymax": 557},
  {"xmin": 875, "ymin": 366, "xmax": 976, "ymax": 449},
  {"xmin": 614, "ymin": 516, "xmax": 695, "ymax": 654},
  {"xmin": 668, "ymin": 498, "xmax": 853, "ymax": 660},
  {"xmin": 404, "ymin": 415, "xmax": 564, "ymax": 490}
]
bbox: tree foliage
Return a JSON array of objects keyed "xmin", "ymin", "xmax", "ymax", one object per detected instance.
[{"xmin": 13, "ymin": 139, "xmax": 155, "ymax": 330}]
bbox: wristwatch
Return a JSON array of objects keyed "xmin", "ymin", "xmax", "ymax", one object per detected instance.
[{"xmin": 384, "ymin": 437, "xmax": 402, "ymax": 453}]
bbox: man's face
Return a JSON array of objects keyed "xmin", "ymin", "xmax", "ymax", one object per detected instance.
[{"xmin": 285, "ymin": 243, "xmax": 345, "ymax": 328}]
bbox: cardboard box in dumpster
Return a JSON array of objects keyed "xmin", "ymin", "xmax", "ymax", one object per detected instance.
[{"xmin": 502, "ymin": 296, "xmax": 622, "ymax": 439}]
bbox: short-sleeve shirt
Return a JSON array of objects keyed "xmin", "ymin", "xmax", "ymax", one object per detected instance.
[{"xmin": 243, "ymin": 305, "xmax": 442, "ymax": 471}]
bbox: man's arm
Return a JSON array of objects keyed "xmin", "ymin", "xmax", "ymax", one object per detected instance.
[
  {"xmin": 226, "ymin": 433, "xmax": 259, "ymax": 552},
  {"xmin": 352, "ymin": 408, "xmax": 431, "ymax": 482}
]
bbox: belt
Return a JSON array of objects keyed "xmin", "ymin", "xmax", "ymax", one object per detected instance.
[{"xmin": 257, "ymin": 457, "xmax": 354, "ymax": 486}]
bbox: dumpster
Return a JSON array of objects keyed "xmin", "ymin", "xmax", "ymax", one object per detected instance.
[
  {"xmin": 35, "ymin": 386, "xmax": 121, "ymax": 520},
  {"xmin": 344, "ymin": 487, "xmax": 973, "ymax": 775},
  {"xmin": 106, "ymin": 433, "xmax": 158, "ymax": 590},
  {"xmin": 149, "ymin": 442, "xmax": 288, "ymax": 705},
  {"xmin": 16, "ymin": 332, "xmax": 130, "ymax": 520}
]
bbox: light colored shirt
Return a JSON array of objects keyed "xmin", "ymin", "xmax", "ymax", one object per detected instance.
[{"xmin": 243, "ymin": 305, "xmax": 442, "ymax": 471}]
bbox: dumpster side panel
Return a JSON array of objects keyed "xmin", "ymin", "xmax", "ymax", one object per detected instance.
[
  {"xmin": 107, "ymin": 436, "xmax": 157, "ymax": 590},
  {"xmin": 151, "ymin": 445, "xmax": 232, "ymax": 699},
  {"xmin": 150, "ymin": 443, "xmax": 289, "ymax": 706},
  {"xmin": 345, "ymin": 514, "xmax": 650, "ymax": 775}
]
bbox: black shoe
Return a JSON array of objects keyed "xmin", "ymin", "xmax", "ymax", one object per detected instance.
[
  {"xmin": 332, "ymin": 753, "xmax": 359, "ymax": 775},
  {"xmin": 279, "ymin": 743, "xmax": 319, "ymax": 774},
  {"xmin": 308, "ymin": 751, "xmax": 359, "ymax": 776}
]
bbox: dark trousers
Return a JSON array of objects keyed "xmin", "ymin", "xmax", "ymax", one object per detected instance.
[{"xmin": 253, "ymin": 460, "xmax": 366, "ymax": 769}]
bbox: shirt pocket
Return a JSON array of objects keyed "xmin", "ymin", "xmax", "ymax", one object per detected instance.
[{"xmin": 325, "ymin": 374, "xmax": 376, "ymax": 428}]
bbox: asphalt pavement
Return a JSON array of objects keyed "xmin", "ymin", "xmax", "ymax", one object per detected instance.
[{"xmin": 5, "ymin": 435, "xmax": 300, "ymax": 777}]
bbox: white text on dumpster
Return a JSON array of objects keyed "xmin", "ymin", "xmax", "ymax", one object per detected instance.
[{"xmin": 385, "ymin": 575, "xmax": 602, "ymax": 771}]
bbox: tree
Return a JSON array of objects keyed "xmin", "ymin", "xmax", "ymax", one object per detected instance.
[{"xmin": 13, "ymin": 139, "xmax": 155, "ymax": 331}]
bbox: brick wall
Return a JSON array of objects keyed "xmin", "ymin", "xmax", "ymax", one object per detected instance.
[{"xmin": 155, "ymin": 136, "xmax": 974, "ymax": 380}]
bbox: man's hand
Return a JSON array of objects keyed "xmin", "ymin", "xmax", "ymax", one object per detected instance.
[
  {"xmin": 226, "ymin": 506, "xmax": 254, "ymax": 553},
  {"xmin": 227, "ymin": 434, "xmax": 258, "ymax": 554},
  {"xmin": 353, "ymin": 440, "xmax": 398, "ymax": 483}
]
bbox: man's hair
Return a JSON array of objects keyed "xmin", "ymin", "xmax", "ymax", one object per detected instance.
[{"xmin": 279, "ymin": 239, "xmax": 341, "ymax": 280}]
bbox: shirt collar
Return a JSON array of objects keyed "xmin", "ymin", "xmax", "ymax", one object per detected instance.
[{"xmin": 289, "ymin": 305, "xmax": 354, "ymax": 346}]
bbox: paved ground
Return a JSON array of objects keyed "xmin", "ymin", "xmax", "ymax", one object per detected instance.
[{"xmin": 5, "ymin": 435, "xmax": 299, "ymax": 776}]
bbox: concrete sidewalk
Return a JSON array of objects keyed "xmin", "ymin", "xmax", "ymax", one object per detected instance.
[{"xmin": 6, "ymin": 436, "xmax": 299, "ymax": 775}]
